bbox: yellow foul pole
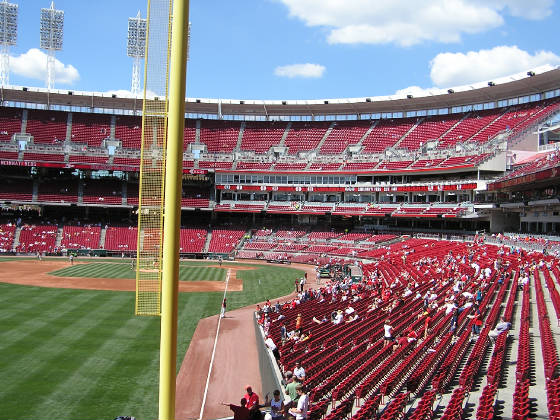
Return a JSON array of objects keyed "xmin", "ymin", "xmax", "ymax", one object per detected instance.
[{"xmin": 159, "ymin": 0, "xmax": 189, "ymax": 419}]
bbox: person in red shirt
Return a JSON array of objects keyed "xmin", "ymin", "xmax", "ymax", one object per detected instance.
[
  {"xmin": 220, "ymin": 398, "xmax": 249, "ymax": 420},
  {"xmin": 244, "ymin": 385, "xmax": 260, "ymax": 410}
]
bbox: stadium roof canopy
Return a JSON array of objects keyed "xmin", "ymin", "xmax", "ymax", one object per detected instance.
[{"xmin": 1, "ymin": 66, "xmax": 559, "ymax": 119}]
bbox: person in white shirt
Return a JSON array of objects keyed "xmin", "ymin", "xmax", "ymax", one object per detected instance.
[
  {"xmin": 289, "ymin": 384, "xmax": 309, "ymax": 420},
  {"xmin": 293, "ymin": 362, "xmax": 306, "ymax": 381},
  {"xmin": 383, "ymin": 319, "xmax": 393, "ymax": 346},
  {"xmin": 265, "ymin": 336, "xmax": 280, "ymax": 360},
  {"xmin": 332, "ymin": 310, "xmax": 344, "ymax": 325}
]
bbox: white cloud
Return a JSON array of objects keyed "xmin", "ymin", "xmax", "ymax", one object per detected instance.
[
  {"xmin": 279, "ymin": 0, "xmax": 553, "ymax": 46},
  {"xmin": 430, "ymin": 46, "xmax": 560, "ymax": 86},
  {"xmin": 274, "ymin": 63, "xmax": 326, "ymax": 78},
  {"xmin": 10, "ymin": 48, "xmax": 79, "ymax": 85}
]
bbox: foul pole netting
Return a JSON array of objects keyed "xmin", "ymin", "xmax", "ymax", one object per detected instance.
[{"xmin": 135, "ymin": 0, "xmax": 173, "ymax": 316}]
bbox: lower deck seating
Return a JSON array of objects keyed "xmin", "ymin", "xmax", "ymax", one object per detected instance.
[
  {"xmin": 16, "ymin": 225, "xmax": 58, "ymax": 253},
  {"xmin": 104, "ymin": 227, "xmax": 138, "ymax": 251},
  {"xmin": 180, "ymin": 228, "xmax": 207, "ymax": 253},
  {"xmin": 0, "ymin": 224, "xmax": 16, "ymax": 252},
  {"xmin": 207, "ymin": 229, "xmax": 245, "ymax": 253},
  {"xmin": 61, "ymin": 226, "xmax": 101, "ymax": 250}
]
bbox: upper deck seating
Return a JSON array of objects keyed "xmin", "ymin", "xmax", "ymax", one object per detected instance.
[
  {"xmin": 284, "ymin": 121, "xmax": 330, "ymax": 154},
  {"xmin": 400, "ymin": 115, "xmax": 458, "ymax": 151},
  {"xmin": 438, "ymin": 110, "xmax": 502, "ymax": 149},
  {"xmin": 114, "ymin": 115, "xmax": 142, "ymax": 149},
  {"xmin": 183, "ymin": 119, "xmax": 197, "ymax": 148},
  {"xmin": 70, "ymin": 112, "xmax": 111, "ymax": 146},
  {"xmin": 199, "ymin": 120, "xmax": 241, "ymax": 153},
  {"xmin": 319, "ymin": 121, "xmax": 370, "ymax": 154},
  {"xmin": 240, "ymin": 121, "xmax": 287, "ymax": 153},
  {"xmin": 0, "ymin": 107, "xmax": 22, "ymax": 141},
  {"xmin": 26, "ymin": 110, "xmax": 67, "ymax": 144},
  {"xmin": 361, "ymin": 119, "xmax": 415, "ymax": 153},
  {"xmin": 22, "ymin": 152, "xmax": 65, "ymax": 163}
]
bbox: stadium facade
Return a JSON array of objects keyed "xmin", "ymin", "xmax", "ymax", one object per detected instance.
[{"xmin": 0, "ymin": 67, "xmax": 560, "ymax": 246}]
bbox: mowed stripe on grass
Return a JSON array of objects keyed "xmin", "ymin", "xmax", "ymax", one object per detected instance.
[
  {"xmin": 0, "ymin": 262, "xmax": 304, "ymax": 420},
  {"xmin": 49, "ymin": 262, "xmax": 226, "ymax": 282}
]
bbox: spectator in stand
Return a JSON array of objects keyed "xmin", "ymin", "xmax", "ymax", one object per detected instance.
[
  {"xmin": 383, "ymin": 319, "xmax": 394, "ymax": 346},
  {"xmin": 285, "ymin": 374, "xmax": 299, "ymax": 408},
  {"xmin": 244, "ymin": 385, "xmax": 260, "ymax": 410},
  {"xmin": 288, "ymin": 384, "xmax": 309, "ymax": 420},
  {"xmin": 268, "ymin": 389, "xmax": 284, "ymax": 420},
  {"xmin": 295, "ymin": 313, "xmax": 303, "ymax": 333},
  {"xmin": 332, "ymin": 310, "xmax": 344, "ymax": 325},
  {"xmin": 280, "ymin": 323, "xmax": 287, "ymax": 343},
  {"xmin": 489, "ymin": 317, "xmax": 511, "ymax": 343},
  {"xmin": 293, "ymin": 361, "xmax": 306, "ymax": 381},
  {"xmin": 265, "ymin": 335, "xmax": 280, "ymax": 361},
  {"xmin": 220, "ymin": 398, "xmax": 250, "ymax": 420}
]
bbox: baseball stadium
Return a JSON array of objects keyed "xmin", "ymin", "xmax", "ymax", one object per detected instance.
[{"xmin": 2, "ymin": 1, "xmax": 560, "ymax": 420}]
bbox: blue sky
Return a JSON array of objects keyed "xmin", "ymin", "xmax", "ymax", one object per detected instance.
[{"xmin": 6, "ymin": 0, "xmax": 560, "ymax": 100}]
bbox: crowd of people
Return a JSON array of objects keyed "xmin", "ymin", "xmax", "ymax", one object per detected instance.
[
  {"xmin": 222, "ymin": 382, "xmax": 309, "ymax": 420},
  {"xmin": 226, "ymin": 234, "xmax": 559, "ymax": 420}
]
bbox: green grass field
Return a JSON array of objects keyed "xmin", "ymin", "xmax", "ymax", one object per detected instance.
[
  {"xmin": 50, "ymin": 261, "xmax": 228, "ymax": 281},
  {"xmin": 0, "ymin": 258, "xmax": 303, "ymax": 420}
]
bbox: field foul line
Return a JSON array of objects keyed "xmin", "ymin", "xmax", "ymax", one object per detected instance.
[{"xmin": 198, "ymin": 268, "xmax": 230, "ymax": 420}]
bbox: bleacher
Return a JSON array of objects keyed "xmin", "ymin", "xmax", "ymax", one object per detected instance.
[
  {"xmin": 114, "ymin": 115, "xmax": 142, "ymax": 149},
  {"xmin": 179, "ymin": 228, "xmax": 207, "ymax": 253},
  {"xmin": 61, "ymin": 225, "xmax": 101, "ymax": 250},
  {"xmin": 361, "ymin": 119, "xmax": 415, "ymax": 153},
  {"xmin": 284, "ymin": 121, "xmax": 330, "ymax": 154},
  {"xmin": 207, "ymin": 229, "xmax": 245, "ymax": 253},
  {"xmin": 16, "ymin": 225, "xmax": 58, "ymax": 253},
  {"xmin": 103, "ymin": 227, "xmax": 138, "ymax": 251},
  {"xmin": 319, "ymin": 121, "xmax": 370, "ymax": 154},
  {"xmin": 496, "ymin": 149, "xmax": 560, "ymax": 182},
  {"xmin": 70, "ymin": 112, "xmax": 111, "ymax": 147},
  {"xmin": 0, "ymin": 224, "xmax": 16, "ymax": 252},
  {"xmin": 240, "ymin": 121, "xmax": 288, "ymax": 153},
  {"xmin": 0, "ymin": 107, "xmax": 22, "ymax": 142},
  {"xmin": 22, "ymin": 152, "xmax": 65, "ymax": 163},
  {"xmin": 199, "ymin": 120, "xmax": 241, "ymax": 153},
  {"xmin": 25, "ymin": 110, "xmax": 67, "ymax": 144},
  {"xmin": 259, "ymin": 238, "xmax": 553, "ymax": 420}
]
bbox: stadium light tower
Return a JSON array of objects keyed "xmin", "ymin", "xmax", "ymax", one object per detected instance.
[
  {"xmin": 40, "ymin": 1, "xmax": 63, "ymax": 90},
  {"xmin": 127, "ymin": 11, "xmax": 146, "ymax": 96},
  {"xmin": 0, "ymin": 0, "xmax": 18, "ymax": 88}
]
